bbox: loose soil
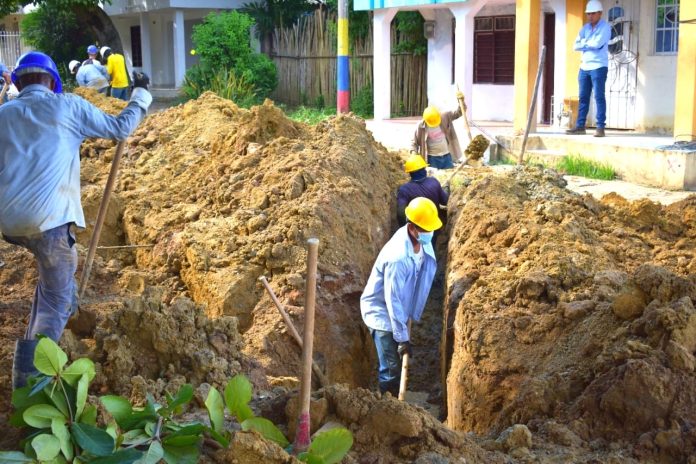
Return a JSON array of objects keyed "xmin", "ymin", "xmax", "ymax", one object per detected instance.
[{"xmin": 2, "ymin": 88, "xmax": 696, "ymax": 463}]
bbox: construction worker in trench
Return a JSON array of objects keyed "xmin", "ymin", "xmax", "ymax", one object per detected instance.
[
  {"xmin": 69, "ymin": 58, "xmax": 110, "ymax": 94},
  {"xmin": 360, "ymin": 197, "xmax": 442, "ymax": 396},
  {"xmin": 0, "ymin": 51, "xmax": 152, "ymax": 389},
  {"xmin": 397, "ymin": 154, "xmax": 449, "ymax": 247},
  {"xmin": 412, "ymin": 91, "xmax": 466, "ymax": 170}
]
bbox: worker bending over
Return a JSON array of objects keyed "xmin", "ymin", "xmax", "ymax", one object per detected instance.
[
  {"xmin": 411, "ymin": 92, "xmax": 465, "ymax": 169},
  {"xmin": 0, "ymin": 51, "xmax": 152, "ymax": 389},
  {"xmin": 361, "ymin": 197, "xmax": 442, "ymax": 395},
  {"xmin": 69, "ymin": 59, "xmax": 110, "ymax": 94}
]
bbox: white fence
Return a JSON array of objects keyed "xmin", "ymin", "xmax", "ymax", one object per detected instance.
[{"xmin": 0, "ymin": 32, "xmax": 28, "ymax": 68}]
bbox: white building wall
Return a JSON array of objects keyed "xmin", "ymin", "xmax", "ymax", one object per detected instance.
[
  {"xmin": 425, "ymin": 9, "xmax": 454, "ymax": 110},
  {"xmin": 634, "ymin": 0, "xmax": 677, "ymax": 133}
]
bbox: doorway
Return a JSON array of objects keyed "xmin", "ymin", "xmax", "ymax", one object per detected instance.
[{"xmin": 542, "ymin": 13, "xmax": 555, "ymax": 124}]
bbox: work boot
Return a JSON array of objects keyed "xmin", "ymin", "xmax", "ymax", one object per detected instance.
[
  {"xmin": 565, "ymin": 127, "xmax": 586, "ymax": 135},
  {"xmin": 12, "ymin": 339, "xmax": 39, "ymax": 390},
  {"xmin": 594, "ymin": 128, "xmax": 605, "ymax": 138}
]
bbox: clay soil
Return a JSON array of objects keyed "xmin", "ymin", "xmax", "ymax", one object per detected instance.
[{"xmin": 2, "ymin": 89, "xmax": 696, "ymax": 463}]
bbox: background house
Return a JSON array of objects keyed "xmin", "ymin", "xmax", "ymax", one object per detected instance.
[
  {"xmin": 356, "ymin": 0, "xmax": 694, "ymax": 138},
  {"xmin": 102, "ymin": 0, "xmax": 246, "ymax": 90}
]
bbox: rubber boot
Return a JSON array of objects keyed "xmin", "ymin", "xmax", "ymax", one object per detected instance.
[{"xmin": 12, "ymin": 339, "xmax": 39, "ymax": 390}]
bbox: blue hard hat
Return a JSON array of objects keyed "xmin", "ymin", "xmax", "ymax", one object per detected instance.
[
  {"xmin": 87, "ymin": 45, "xmax": 98, "ymax": 54},
  {"xmin": 11, "ymin": 51, "xmax": 62, "ymax": 93}
]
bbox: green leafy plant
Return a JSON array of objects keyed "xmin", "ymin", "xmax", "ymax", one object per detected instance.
[
  {"xmin": 0, "ymin": 337, "xmax": 215, "ymax": 463},
  {"xmin": 351, "ymin": 85, "xmax": 373, "ymax": 119},
  {"xmin": 205, "ymin": 374, "xmax": 353, "ymax": 463},
  {"xmin": 187, "ymin": 11, "xmax": 278, "ymax": 100}
]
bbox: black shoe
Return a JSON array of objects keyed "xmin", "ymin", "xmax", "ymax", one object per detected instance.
[
  {"xmin": 565, "ymin": 127, "xmax": 586, "ymax": 135},
  {"xmin": 594, "ymin": 128, "xmax": 605, "ymax": 137}
]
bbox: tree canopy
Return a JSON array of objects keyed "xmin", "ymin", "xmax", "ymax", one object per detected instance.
[{"xmin": 0, "ymin": 0, "xmax": 106, "ymax": 18}]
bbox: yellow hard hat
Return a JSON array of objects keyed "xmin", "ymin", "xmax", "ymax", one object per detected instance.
[
  {"xmin": 423, "ymin": 106, "xmax": 441, "ymax": 128},
  {"xmin": 405, "ymin": 197, "xmax": 442, "ymax": 232},
  {"xmin": 404, "ymin": 154, "xmax": 428, "ymax": 173}
]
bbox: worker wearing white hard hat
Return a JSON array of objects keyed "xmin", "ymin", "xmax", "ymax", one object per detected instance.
[
  {"xmin": 566, "ymin": 0, "xmax": 611, "ymax": 138},
  {"xmin": 70, "ymin": 57, "xmax": 110, "ymax": 94}
]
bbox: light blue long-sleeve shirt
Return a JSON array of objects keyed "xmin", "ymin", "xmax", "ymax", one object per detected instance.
[
  {"xmin": 360, "ymin": 225, "xmax": 437, "ymax": 342},
  {"xmin": 0, "ymin": 84, "xmax": 146, "ymax": 236},
  {"xmin": 76, "ymin": 62, "xmax": 109, "ymax": 90},
  {"xmin": 574, "ymin": 19, "xmax": 611, "ymax": 70}
]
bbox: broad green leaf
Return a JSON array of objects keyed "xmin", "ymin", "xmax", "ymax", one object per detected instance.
[
  {"xmin": 51, "ymin": 418, "xmax": 73, "ymax": 462},
  {"xmin": 121, "ymin": 429, "xmax": 150, "ymax": 446},
  {"xmin": 162, "ymin": 443, "xmax": 199, "ymax": 464},
  {"xmin": 166, "ymin": 424, "xmax": 205, "ymax": 438},
  {"xmin": 33, "ymin": 338, "xmax": 68, "ymax": 376},
  {"xmin": 75, "ymin": 374, "xmax": 89, "ymax": 419},
  {"xmin": 80, "ymin": 404, "xmax": 98, "ymax": 425},
  {"xmin": 29, "ymin": 376, "xmax": 52, "ymax": 397},
  {"xmin": 106, "ymin": 421, "xmax": 118, "ymax": 440},
  {"xmin": 23, "ymin": 404, "xmax": 66, "ymax": 429},
  {"xmin": 224, "ymin": 374, "xmax": 254, "ymax": 422},
  {"xmin": 166, "ymin": 384, "xmax": 193, "ymax": 413},
  {"xmin": 60, "ymin": 358, "xmax": 96, "ymax": 387},
  {"xmin": 31, "ymin": 434, "xmax": 61, "ymax": 461},
  {"xmin": 297, "ymin": 452, "xmax": 323, "ymax": 464},
  {"xmin": 207, "ymin": 427, "xmax": 230, "ymax": 448},
  {"xmin": 136, "ymin": 441, "xmax": 163, "ymax": 464},
  {"xmin": 89, "ymin": 449, "xmax": 143, "ymax": 464},
  {"xmin": 100, "ymin": 396, "xmax": 132, "ymax": 425},
  {"xmin": 10, "ymin": 387, "xmax": 50, "ymax": 427},
  {"xmin": 145, "ymin": 421, "xmax": 156, "ymax": 437},
  {"xmin": 204, "ymin": 387, "xmax": 225, "ymax": 434},
  {"xmin": 70, "ymin": 423, "xmax": 115, "ymax": 457},
  {"xmin": 43, "ymin": 384, "xmax": 70, "ymax": 419},
  {"xmin": 305, "ymin": 428, "xmax": 353, "ymax": 464},
  {"xmin": 0, "ymin": 451, "xmax": 35, "ymax": 462},
  {"xmin": 101, "ymin": 396, "xmax": 157, "ymax": 430},
  {"xmin": 241, "ymin": 417, "xmax": 289, "ymax": 448},
  {"xmin": 162, "ymin": 435, "xmax": 200, "ymax": 447}
]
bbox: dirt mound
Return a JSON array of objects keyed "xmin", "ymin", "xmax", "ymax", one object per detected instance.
[{"xmin": 443, "ymin": 166, "xmax": 696, "ymax": 461}]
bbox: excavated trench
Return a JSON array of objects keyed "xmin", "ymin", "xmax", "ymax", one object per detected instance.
[{"xmin": 3, "ymin": 89, "xmax": 696, "ymax": 463}]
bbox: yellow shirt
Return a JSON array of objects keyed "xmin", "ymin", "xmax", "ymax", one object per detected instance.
[{"xmin": 106, "ymin": 53, "xmax": 128, "ymax": 89}]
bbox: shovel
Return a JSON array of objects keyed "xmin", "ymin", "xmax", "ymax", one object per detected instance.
[
  {"xmin": 68, "ymin": 140, "xmax": 126, "ymax": 335},
  {"xmin": 398, "ymin": 320, "xmax": 412, "ymax": 401}
]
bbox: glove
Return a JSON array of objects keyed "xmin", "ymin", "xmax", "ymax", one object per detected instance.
[
  {"xmin": 397, "ymin": 341, "xmax": 412, "ymax": 358},
  {"xmin": 132, "ymin": 71, "xmax": 150, "ymax": 90},
  {"xmin": 456, "ymin": 91, "xmax": 464, "ymax": 100},
  {"xmin": 129, "ymin": 87, "xmax": 153, "ymax": 112}
]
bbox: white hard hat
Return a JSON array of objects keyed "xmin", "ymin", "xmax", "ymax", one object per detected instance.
[
  {"xmin": 585, "ymin": 0, "xmax": 603, "ymax": 13},
  {"xmin": 100, "ymin": 46, "xmax": 111, "ymax": 58},
  {"xmin": 68, "ymin": 60, "xmax": 80, "ymax": 74}
]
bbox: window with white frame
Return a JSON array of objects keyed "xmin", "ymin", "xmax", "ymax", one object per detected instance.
[{"xmin": 655, "ymin": 0, "xmax": 679, "ymax": 54}]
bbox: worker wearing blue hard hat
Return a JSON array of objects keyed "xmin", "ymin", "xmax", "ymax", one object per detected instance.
[{"xmin": 0, "ymin": 51, "xmax": 152, "ymax": 389}]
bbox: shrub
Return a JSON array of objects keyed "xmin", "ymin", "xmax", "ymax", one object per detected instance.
[
  {"xmin": 182, "ymin": 66, "xmax": 257, "ymax": 107},
  {"xmin": 189, "ymin": 11, "xmax": 278, "ymax": 100},
  {"xmin": 351, "ymin": 85, "xmax": 373, "ymax": 119}
]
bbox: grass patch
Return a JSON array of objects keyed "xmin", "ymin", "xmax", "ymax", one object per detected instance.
[
  {"xmin": 489, "ymin": 157, "xmax": 517, "ymax": 166},
  {"xmin": 556, "ymin": 154, "xmax": 616, "ymax": 180},
  {"xmin": 283, "ymin": 105, "xmax": 337, "ymax": 124}
]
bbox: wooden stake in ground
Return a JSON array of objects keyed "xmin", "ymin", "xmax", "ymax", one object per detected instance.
[
  {"xmin": 294, "ymin": 238, "xmax": 319, "ymax": 453},
  {"xmin": 518, "ymin": 46, "xmax": 547, "ymax": 165},
  {"xmin": 78, "ymin": 140, "xmax": 126, "ymax": 300},
  {"xmin": 258, "ymin": 275, "xmax": 329, "ymax": 387},
  {"xmin": 398, "ymin": 320, "xmax": 412, "ymax": 401}
]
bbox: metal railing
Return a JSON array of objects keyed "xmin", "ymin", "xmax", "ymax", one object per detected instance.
[{"xmin": 0, "ymin": 32, "xmax": 29, "ymax": 68}]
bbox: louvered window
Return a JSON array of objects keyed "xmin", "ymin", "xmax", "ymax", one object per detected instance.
[{"xmin": 474, "ymin": 15, "xmax": 515, "ymax": 84}]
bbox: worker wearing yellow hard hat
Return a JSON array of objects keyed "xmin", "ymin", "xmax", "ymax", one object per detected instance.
[
  {"xmin": 412, "ymin": 93, "xmax": 465, "ymax": 170},
  {"xmin": 360, "ymin": 196, "xmax": 442, "ymax": 395},
  {"xmin": 396, "ymin": 154, "xmax": 448, "ymax": 246}
]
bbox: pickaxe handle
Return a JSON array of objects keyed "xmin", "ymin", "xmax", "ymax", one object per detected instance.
[{"xmin": 456, "ymin": 85, "xmax": 473, "ymax": 143}]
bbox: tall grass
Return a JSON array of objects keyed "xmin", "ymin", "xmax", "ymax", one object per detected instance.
[
  {"xmin": 283, "ymin": 106, "xmax": 337, "ymax": 125},
  {"xmin": 556, "ymin": 154, "xmax": 616, "ymax": 180},
  {"xmin": 181, "ymin": 67, "xmax": 257, "ymax": 107}
]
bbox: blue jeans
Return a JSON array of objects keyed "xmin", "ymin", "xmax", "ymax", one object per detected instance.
[
  {"xmin": 369, "ymin": 328, "xmax": 402, "ymax": 395},
  {"xmin": 576, "ymin": 66, "xmax": 608, "ymax": 129},
  {"xmin": 111, "ymin": 87, "xmax": 128, "ymax": 101},
  {"xmin": 428, "ymin": 153, "xmax": 454, "ymax": 169},
  {"xmin": 4, "ymin": 223, "xmax": 78, "ymax": 341}
]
